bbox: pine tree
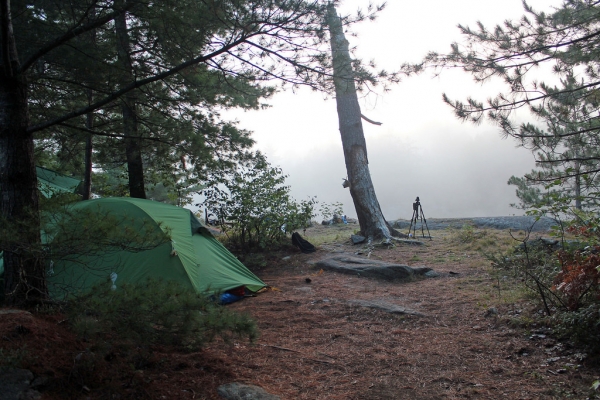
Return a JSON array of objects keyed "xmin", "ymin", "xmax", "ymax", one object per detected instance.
[
  {"xmin": 2, "ymin": 0, "xmax": 394, "ymax": 304},
  {"xmin": 404, "ymin": 0, "xmax": 600, "ymax": 211}
]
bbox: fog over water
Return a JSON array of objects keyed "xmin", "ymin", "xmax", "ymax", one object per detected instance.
[{"xmin": 224, "ymin": 0, "xmax": 560, "ymax": 220}]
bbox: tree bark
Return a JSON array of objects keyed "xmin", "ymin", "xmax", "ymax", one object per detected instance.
[
  {"xmin": 0, "ymin": 0, "xmax": 47, "ymax": 304},
  {"xmin": 327, "ymin": 4, "xmax": 400, "ymax": 240},
  {"xmin": 115, "ymin": 3, "xmax": 146, "ymax": 199}
]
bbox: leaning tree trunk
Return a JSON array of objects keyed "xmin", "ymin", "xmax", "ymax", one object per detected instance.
[
  {"xmin": 327, "ymin": 4, "xmax": 399, "ymax": 240},
  {"xmin": 115, "ymin": 3, "xmax": 146, "ymax": 199},
  {"xmin": 0, "ymin": 0, "xmax": 47, "ymax": 305}
]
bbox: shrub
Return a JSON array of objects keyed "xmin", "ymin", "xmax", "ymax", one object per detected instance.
[
  {"xmin": 554, "ymin": 247, "xmax": 600, "ymax": 311},
  {"xmin": 319, "ymin": 202, "xmax": 344, "ymax": 222},
  {"xmin": 202, "ymin": 154, "xmax": 316, "ymax": 252},
  {"xmin": 552, "ymin": 303, "xmax": 600, "ymax": 353},
  {"xmin": 456, "ymin": 224, "xmax": 476, "ymax": 243},
  {"xmin": 67, "ymin": 278, "xmax": 257, "ymax": 352},
  {"xmin": 488, "ymin": 212, "xmax": 600, "ymax": 353}
]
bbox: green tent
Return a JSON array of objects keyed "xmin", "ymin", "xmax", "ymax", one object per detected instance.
[
  {"xmin": 47, "ymin": 197, "xmax": 265, "ymax": 299},
  {"xmin": 36, "ymin": 166, "xmax": 83, "ymax": 198},
  {"xmin": 0, "ymin": 167, "xmax": 83, "ymax": 291}
]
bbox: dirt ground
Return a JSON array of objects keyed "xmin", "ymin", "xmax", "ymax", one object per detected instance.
[{"xmin": 1, "ymin": 223, "xmax": 599, "ymax": 399}]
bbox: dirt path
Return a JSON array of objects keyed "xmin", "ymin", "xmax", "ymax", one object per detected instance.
[{"xmin": 199, "ymin": 225, "xmax": 595, "ymax": 399}]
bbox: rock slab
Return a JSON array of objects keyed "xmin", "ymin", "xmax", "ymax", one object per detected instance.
[{"xmin": 315, "ymin": 256, "xmax": 432, "ymax": 281}]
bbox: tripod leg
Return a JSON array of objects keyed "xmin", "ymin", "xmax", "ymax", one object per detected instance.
[
  {"xmin": 408, "ymin": 210, "xmax": 416, "ymax": 237},
  {"xmin": 420, "ymin": 208, "xmax": 432, "ymax": 240},
  {"xmin": 412, "ymin": 215, "xmax": 417, "ymax": 238}
]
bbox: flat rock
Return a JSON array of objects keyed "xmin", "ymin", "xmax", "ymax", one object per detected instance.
[
  {"xmin": 217, "ymin": 382, "xmax": 281, "ymax": 400},
  {"xmin": 348, "ymin": 299, "xmax": 425, "ymax": 316},
  {"xmin": 315, "ymin": 256, "xmax": 432, "ymax": 281}
]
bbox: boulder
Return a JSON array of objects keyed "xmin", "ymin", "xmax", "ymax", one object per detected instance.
[{"xmin": 315, "ymin": 256, "xmax": 433, "ymax": 281}]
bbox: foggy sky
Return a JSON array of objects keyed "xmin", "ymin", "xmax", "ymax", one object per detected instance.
[{"xmin": 222, "ymin": 0, "xmax": 559, "ymax": 220}]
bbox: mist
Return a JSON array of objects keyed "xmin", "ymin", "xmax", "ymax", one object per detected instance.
[
  {"xmin": 266, "ymin": 120, "xmax": 535, "ymax": 221},
  {"xmin": 228, "ymin": 76, "xmax": 537, "ymax": 221},
  {"xmin": 218, "ymin": 0, "xmax": 558, "ymax": 221}
]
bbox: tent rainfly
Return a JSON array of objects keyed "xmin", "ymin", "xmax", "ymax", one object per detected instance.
[
  {"xmin": 36, "ymin": 166, "xmax": 83, "ymax": 198},
  {"xmin": 46, "ymin": 197, "xmax": 266, "ymax": 299}
]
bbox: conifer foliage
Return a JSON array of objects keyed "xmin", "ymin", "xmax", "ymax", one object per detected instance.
[
  {"xmin": 68, "ymin": 278, "xmax": 257, "ymax": 351},
  {"xmin": 1, "ymin": 0, "xmax": 391, "ymax": 304},
  {"xmin": 405, "ymin": 0, "xmax": 600, "ymax": 209}
]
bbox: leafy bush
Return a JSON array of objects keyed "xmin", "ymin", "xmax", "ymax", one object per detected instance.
[
  {"xmin": 555, "ymin": 247, "xmax": 600, "ymax": 311},
  {"xmin": 456, "ymin": 224, "xmax": 476, "ymax": 243},
  {"xmin": 67, "ymin": 278, "xmax": 257, "ymax": 352},
  {"xmin": 319, "ymin": 202, "xmax": 344, "ymax": 222},
  {"xmin": 488, "ymin": 212, "xmax": 600, "ymax": 352},
  {"xmin": 202, "ymin": 154, "xmax": 316, "ymax": 252}
]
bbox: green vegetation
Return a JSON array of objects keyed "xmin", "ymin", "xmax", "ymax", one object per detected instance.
[
  {"xmin": 203, "ymin": 155, "xmax": 317, "ymax": 252},
  {"xmin": 403, "ymin": 0, "xmax": 600, "ymax": 355},
  {"xmin": 487, "ymin": 213, "xmax": 600, "ymax": 353},
  {"xmin": 68, "ymin": 278, "xmax": 257, "ymax": 352},
  {"xmin": 1, "ymin": 0, "xmax": 392, "ymax": 306},
  {"xmin": 319, "ymin": 202, "xmax": 345, "ymax": 222}
]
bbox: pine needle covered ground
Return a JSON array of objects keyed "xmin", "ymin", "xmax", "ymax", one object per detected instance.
[{"xmin": 1, "ymin": 222, "xmax": 598, "ymax": 399}]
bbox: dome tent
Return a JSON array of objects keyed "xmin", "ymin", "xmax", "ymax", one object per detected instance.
[{"xmin": 47, "ymin": 197, "xmax": 265, "ymax": 299}]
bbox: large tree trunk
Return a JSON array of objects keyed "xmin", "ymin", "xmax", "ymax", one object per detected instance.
[
  {"xmin": 115, "ymin": 4, "xmax": 146, "ymax": 199},
  {"xmin": 327, "ymin": 5, "xmax": 399, "ymax": 240},
  {"xmin": 0, "ymin": 0, "xmax": 47, "ymax": 304}
]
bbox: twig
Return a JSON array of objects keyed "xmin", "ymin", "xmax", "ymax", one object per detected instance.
[{"xmin": 260, "ymin": 344, "xmax": 301, "ymax": 353}]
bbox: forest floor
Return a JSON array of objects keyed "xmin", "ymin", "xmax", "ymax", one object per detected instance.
[{"xmin": 1, "ymin": 220, "xmax": 599, "ymax": 399}]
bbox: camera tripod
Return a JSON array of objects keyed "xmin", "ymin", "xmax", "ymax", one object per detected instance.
[{"xmin": 408, "ymin": 197, "xmax": 431, "ymax": 240}]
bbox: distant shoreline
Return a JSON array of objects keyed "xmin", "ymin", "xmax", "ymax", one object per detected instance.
[{"xmin": 391, "ymin": 216, "xmax": 558, "ymax": 232}]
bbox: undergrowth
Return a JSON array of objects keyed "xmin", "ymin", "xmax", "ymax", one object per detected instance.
[
  {"xmin": 67, "ymin": 278, "xmax": 257, "ymax": 353},
  {"xmin": 487, "ymin": 216, "xmax": 600, "ymax": 355}
]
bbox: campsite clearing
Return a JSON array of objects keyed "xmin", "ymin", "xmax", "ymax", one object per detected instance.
[{"xmin": 1, "ymin": 222, "xmax": 598, "ymax": 399}]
